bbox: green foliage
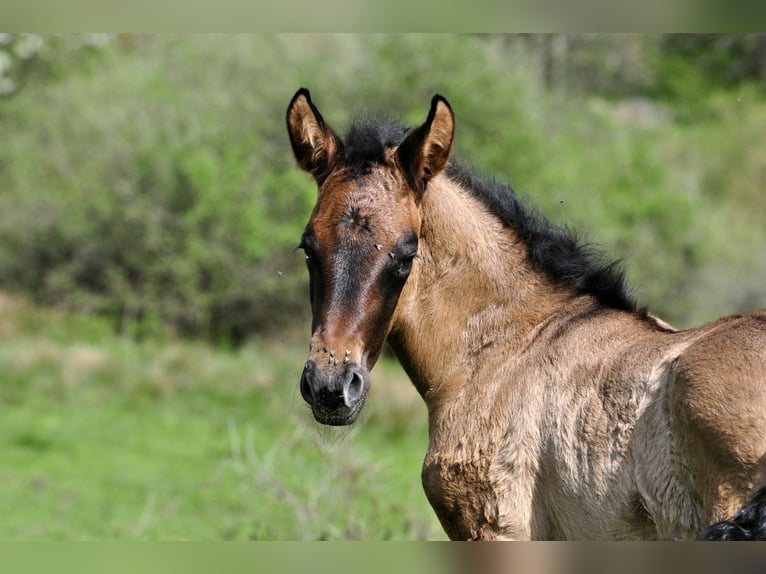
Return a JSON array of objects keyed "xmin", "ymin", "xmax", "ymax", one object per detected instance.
[
  {"xmin": 0, "ymin": 35, "xmax": 317, "ymax": 341},
  {"xmin": 659, "ymin": 34, "xmax": 766, "ymax": 87},
  {"xmin": 0, "ymin": 33, "xmax": 114, "ymax": 97},
  {"xmin": 0, "ymin": 34, "xmax": 765, "ymax": 340}
]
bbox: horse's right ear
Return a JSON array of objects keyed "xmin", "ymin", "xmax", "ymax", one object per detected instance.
[{"xmin": 286, "ymin": 88, "xmax": 342, "ymax": 183}]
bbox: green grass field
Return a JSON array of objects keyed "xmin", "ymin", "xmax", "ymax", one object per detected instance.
[{"xmin": 0, "ymin": 292, "xmax": 445, "ymax": 540}]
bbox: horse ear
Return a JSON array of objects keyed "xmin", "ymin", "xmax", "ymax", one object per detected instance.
[
  {"xmin": 397, "ymin": 94, "xmax": 454, "ymax": 199},
  {"xmin": 286, "ymin": 88, "xmax": 342, "ymax": 183}
]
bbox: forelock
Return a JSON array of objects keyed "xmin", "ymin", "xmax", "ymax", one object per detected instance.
[{"xmin": 342, "ymin": 117, "xmax": 409, "ymax": 177}]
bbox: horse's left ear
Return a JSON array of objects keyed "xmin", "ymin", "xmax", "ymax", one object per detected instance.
[{"xmin": 396, "ymin": 94, "xmax": 455, "ymax": 199}]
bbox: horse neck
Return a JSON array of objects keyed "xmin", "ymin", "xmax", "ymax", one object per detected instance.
[{"xmin": 388, "ymin": 173, "xmax": 572, "ymax": 412}]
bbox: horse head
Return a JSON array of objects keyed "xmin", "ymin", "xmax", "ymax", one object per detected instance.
[{"xmin": 286, "ymin": 88, "xmax": 454, "ymax": 425}]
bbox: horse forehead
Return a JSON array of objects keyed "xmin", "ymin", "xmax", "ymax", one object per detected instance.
[{"xmin": 315, "ymin": 171, "xmax": 415, "ymax": 235}]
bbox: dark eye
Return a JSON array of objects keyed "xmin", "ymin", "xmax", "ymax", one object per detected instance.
[
  {"xmin": 298, "ymin": 232, "xmax": 319, "ymax": 271},
  {"xmin": 299, "ymin": 244, "xmax": 315, "ymax": 268},
  {"xmin": 395, "ymin": 254, "xmax": 416, "ymax": 279}
]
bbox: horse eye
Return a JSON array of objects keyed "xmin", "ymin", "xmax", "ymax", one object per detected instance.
[
  {"xmin": 300, "ymin": 246, "xmax": 314, "ymax": 266},
  {"xmin": 298, "ymin": 237, "xmax": 315, "ymax": 262},
  {"xmin": 396, "ymin": 254, "xmax": 416, "ymax": 278}
]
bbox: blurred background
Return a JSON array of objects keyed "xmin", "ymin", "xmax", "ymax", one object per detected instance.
[{"xmin": 0, "ymin": 33, "xmax": 765, "ymax": 540}]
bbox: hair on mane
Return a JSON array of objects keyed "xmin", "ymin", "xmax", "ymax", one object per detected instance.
[
  {"xmin": 446, "ymin": 158, "xmax": 641, "ymax": 313},
  {"xmin": 341, "ymin": 117, "xmax": 642, "ymax": 314}
]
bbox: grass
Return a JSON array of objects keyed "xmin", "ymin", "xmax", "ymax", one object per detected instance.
[{"xmin": 0, "ymin": 292, "xmax": 445, "ymax": 540}]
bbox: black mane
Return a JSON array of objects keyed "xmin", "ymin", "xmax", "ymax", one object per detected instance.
[
  {"xmin": 446, "ymin": 159, "xmax": 640, "ymax": 313},
  {"xmin": 342, "ymin": 119, "xmax": 641, "ymax": 314}
]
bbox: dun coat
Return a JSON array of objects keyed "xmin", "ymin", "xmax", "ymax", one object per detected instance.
[{"xmin": 286, "ymin": 88, "xmax": 766, "ymax": 540}]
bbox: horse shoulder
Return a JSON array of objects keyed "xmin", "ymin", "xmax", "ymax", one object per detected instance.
[
  {"xmin": 421, "ymin": 382, "xmax": 549, "ymax": 540},
  {"xmin": 533, "ymin": 314, "xmax": 681, "ymax": 537},
  {"xmin": 517, "ymin": 308, "xmax": 707, "ymax": 539}
]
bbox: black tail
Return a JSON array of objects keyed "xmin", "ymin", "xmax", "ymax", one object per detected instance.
[{"xmin": 704, "ymin": 486, "xmax": 766, "ymax": 540}]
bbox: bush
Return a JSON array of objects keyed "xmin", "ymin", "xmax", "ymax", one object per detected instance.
[
  {"xmin": 1, "ymin": 34, "xmax": 765, "ymax": 341},
  {"xmin": 0, "ymin": 35, "xmax": 317, "ymax": 341}
]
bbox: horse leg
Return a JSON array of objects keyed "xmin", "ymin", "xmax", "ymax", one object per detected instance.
[{"xmin": 421, "ymin": 453, "xmax": 544, "ymax": 540}]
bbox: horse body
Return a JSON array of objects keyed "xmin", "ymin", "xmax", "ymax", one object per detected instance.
[
  {"xmin": 286, "ymin": 88, "xmax": 766, "ymax": 540},
  {"xmin": 389, "ymin": 174, "xmax": 766, "ymax": 539}
]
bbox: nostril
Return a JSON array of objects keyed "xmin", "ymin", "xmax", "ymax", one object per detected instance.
[
  {"xmin": 300, "ymin": 368, "xmax": 314, "ymax": 406},
  {"xmin": 343, "ymin": 368, "xmax": 365, "ymax": 407}
]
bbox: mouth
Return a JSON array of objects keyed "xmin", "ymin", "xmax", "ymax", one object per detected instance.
[{"xmin": 310, "ymin": 394, "xmax": 367, "ymax": 426}]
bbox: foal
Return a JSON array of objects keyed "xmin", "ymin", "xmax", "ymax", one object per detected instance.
[{"xmin": 286, "ymin": 88, "xmax": 766, "ymax": 540}]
